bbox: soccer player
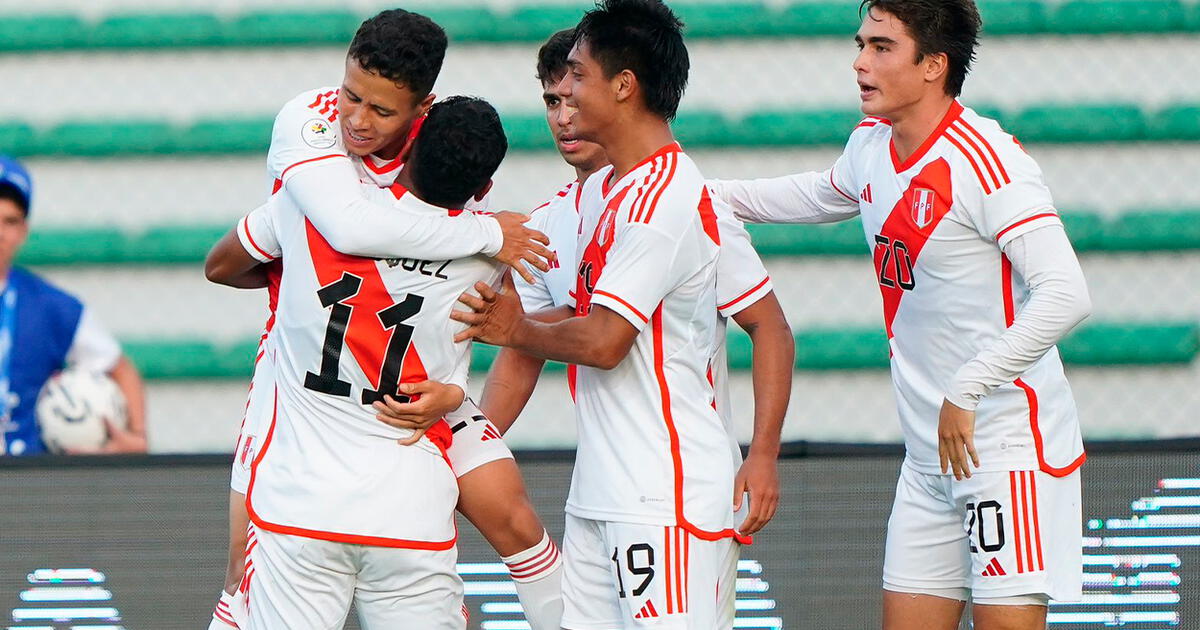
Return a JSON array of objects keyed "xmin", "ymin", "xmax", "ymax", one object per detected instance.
[
  {"xmin": 0, "ymin": 155, "xmax": 147, "ymax": 457},
  {"xmin": 706, "ymin": 1, "xmax": 1091, "ymax": 628},
  {"xmin": 202, "ymin": 10, "xmax": 555, "ymax": 628},
  {"xmin": 223, "ymin": 95, "xmax": 513, "ymax": 627},
  {"xmin": 451, "ymin": 1, "xmax": 771, "ymax": 625}
]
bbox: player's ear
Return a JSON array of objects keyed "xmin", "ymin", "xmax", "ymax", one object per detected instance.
[
  {"xmin": 418, "ymin": 92, "xmax": 436, "ymax": 117},
  {"xmin": 922, "ymin": 51, "xmax": 949, "ymax": 87},
  {"xmin": 473, "ymin": 180, "xmax": 494, "ymax": 203},
  {"xmin": 613, "ymin": 69, "xmax": 636, "ymax": 104}
]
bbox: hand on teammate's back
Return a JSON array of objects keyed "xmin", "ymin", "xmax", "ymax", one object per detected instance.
[
  {"xmin": 451, "ymin": 274, "xmax": 525, "ymax": 346},
  {"xmin": 733, "ymin": 453, "xmax": 780, "ymax": 535},
  {"xmin": 372, "ymin": 382, "xmax": 467, "ymax": 446},
  {"xmin": 491, "ymin": 211, "xmax": 556, "ymax": 284},
  {"xmin": 937, "ymin": 399, "xmax": 980, "ymax": 480}
]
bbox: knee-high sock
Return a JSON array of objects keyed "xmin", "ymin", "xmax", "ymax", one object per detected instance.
[{"xmin": 501, "ymin": 530, "xmax": 564, "ymax": 630}]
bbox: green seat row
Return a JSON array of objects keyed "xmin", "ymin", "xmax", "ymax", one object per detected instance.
[
  {"xmin": 18, "ymin": 208, "xmax": 1200, "ymax": 268},
  {"xmin": 1, "ymin": 102, "xmax": 1197, "ymax": 159},
  {"xmin": 3, "ymin": 1, "xmax": 1199, "ymax": 53},
  {"xmin": 123, "ymin": 320, "xmax": 1200, "ymax": 381}
]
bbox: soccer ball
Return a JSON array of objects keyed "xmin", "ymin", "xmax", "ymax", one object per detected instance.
[{"xmin": 35, "ymin": 369, "xmax": 128, "ymax": 454}]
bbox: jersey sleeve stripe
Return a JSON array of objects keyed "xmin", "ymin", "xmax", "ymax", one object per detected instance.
[
  {"xmin": 956, "ymin": 118, "xmax": 1011, "ymax": 184},
  {"xmin": 593, "ymin": 290, "xmax": 649, "ymax": 323},
  {"xmin": 949, "ymin": 123, "xmax": 1003, "ymax": 191},
  {"xmin": 279, "ymin": 153, "xmax": 348, "ymax": 181},
  {"xmin": 630, "ymin": 156, "xmax": 666, "ymax": 223},
  {"xmin": 306, "ymin": 90, "xmax": 336, "ymax": 109},
  {"xmin": 995, "ymin": 212, "xmax": 1058, "ymax": 242},
  {"xmin": 239, "ymin": 217, "xmax": 276, "ymax": 261},
  {"xmin": 716, "ymin": 276, "xmax": 770, "ymax": 311},
  {"xmin": 942, "ymin": 132, "xmax": 993, "ymax": 195},
  {"xmin": 639, "ymin": 153, "xmax": 680, "ymax": 224},
  {"xmin": 829, "ymin": 167, "xmax": 857, "ymax": 202}
]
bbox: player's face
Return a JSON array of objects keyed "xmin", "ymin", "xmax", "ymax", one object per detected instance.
[
  {"xmin": 852, "ymin": 8, "xmax": 931, "ymax": 118},
  {"xmin": 557, "ymin": 40, "xmax": 619, "ymax": 145},
  {"xmin": 0, "ymin": 200, "xmax": 29, "ymax": 270},
  {"xmin": 543, "ymin": 77, "xmax": 608, "ymax": 173},
  {"xmin": 339, "ymin": 57, "xmax": 432, "ymax": 159}
]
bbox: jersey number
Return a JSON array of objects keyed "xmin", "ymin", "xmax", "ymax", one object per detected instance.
[
  {"xmin": 304, "ymin": 271, "xmax": 426, "ymax": 404},
  {"xmin": 966, "ymin": 500, "xmax": 1006, "ymax": 553},
  {"xmin": 874, "ymin": 234, "xmax": 916, "ymax": 291},
  {"xmin": 611, "ymin": 543, "xmax": 655, "ymax": 598}
]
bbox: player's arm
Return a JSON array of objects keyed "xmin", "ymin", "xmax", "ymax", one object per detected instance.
[
  {"xmin": 707, "ymin": 170, "xmax": 860, "ymax": 225},
  {"xmin": 479, "ymin": 306, "xmax": 573, "ymax": 433},
  {"xmin": 204, "ymin": 227, "xmax": 269, "ymax": 289},
  {"xmin": 729, "ymin": 292, "xmax": 793, "ymax": 535}
]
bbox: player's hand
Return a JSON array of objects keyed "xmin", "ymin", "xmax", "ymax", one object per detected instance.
[
  {"xmin": 373, "ymin": 382, "xmax": 466, "ymax": 446},
  {"xmin": 491, "ymin": 212, "xmax": 555, "ymax": 284},
  {"xmin": 938, "ymin": 399, "xmax": 980, "ymax": 480},
  {"xmin": 733, "ymin": 452, "xmax": 780, "ymax": 536},
  {"xmin": 451, "ymin": 273, "xmax": 526, "ymax": 346},
  {"xmin": 67, "ymin": 419, "xmax": 148, "ymax": 455}
]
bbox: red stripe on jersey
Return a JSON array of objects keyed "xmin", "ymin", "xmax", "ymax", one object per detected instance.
[
  {"xmin": 948, "ymin": 123, "xmax": 1002, "ymax": 192},
  {"xmin": 362, "ymin": 154, "xmax": 402, "ymax": 175},
  {"xmin": 829, "ymin": 168, "xmax": 857, "ymax": 203},
  {"xmin": 874, "ymin": 158, "xmax": 954, "ymax": 338},
  {"xmin": 307, "ymin": 90, "xmax": 336, "ymax": 109},
  {"xmin": 942, "ymin": 131, "xmax": 992, "ymax": 195},
  {"xmin": 1001, "ymin": 257, "xmax": 1088, "ymax": 477},
  {"xmin": 593, "ymin": 290, "xmax": 648, "ymax": 323},
  {"xmin": 239, "ymin": 217, "xmax": 276, "ymax": 261},
  {"xmin": 1009, "ymin": 471, "xmax": 1024, "ymax": 573},
  {"xmin": 717, "ymin": 276, "xmax": 770, "ymax": 312},
  {"xmin": 957, "ymin": 118, "xmax": 1010, "ymax": 184},
  {"xmin": 891, "ymin": 101, "xmax": 962, "ymax": 172},
  {"xmin": 664, "ymin": 526, "xmax": 674, "ymax": 615},
  {"xmin": 630, "ymin": 158, "xmax": 663, "ymax": 224},
  {"xmin": 995, "ymin": 213, "xmax": 1058, "ymax": 242},
  {"xmin": 280, "ymin": 154, "xmax": 348, "ymax": 181},
  {"xmin": 640, "ymin": 153, "xmax": 679, "ymax": 224},
  {"xmin": 271, "ymin": 178, "xmax": 282, "ymax": 195},
  {"xmin": 303, "ymin": 221, "xmax": 452, "ymax": 452},
  {"xmin": 697, "ymin": 187, "xmax": 721, "ymax": 246}
]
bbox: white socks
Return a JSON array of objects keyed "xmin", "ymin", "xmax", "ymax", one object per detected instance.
[{"xmin": 501, "ymin": 530, "xmax": 564, "ymax": 630}]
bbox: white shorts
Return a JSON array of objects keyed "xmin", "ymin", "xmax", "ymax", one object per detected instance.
[
  {"xmin": 444, "ymin": 399, "xmax": 514, "ymax": 479},
  {"xmin": 882, "ymin": 461, "xmax": 1082, "ymax": 602},
  {"xmin": 560, "ymin": 514, "xmax": 739, "ymax": 629},
  {"xmin": 230, "ymin": 345, "xmax": 277, "ymax": 495},
  {"xmin": 246, "ymin": 527, "xmax": 466, "ymax": 630}
]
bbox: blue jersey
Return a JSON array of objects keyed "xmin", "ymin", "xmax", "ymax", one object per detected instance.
[{"xmin": 2, "ymin": 267, "xmax": 84, "ymax": 455}]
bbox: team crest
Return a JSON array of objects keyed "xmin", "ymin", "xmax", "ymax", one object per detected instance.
[
  {"xmin": 597, "ymin": 208, "xmax": 617, "ymax": 246},
  {"xmin": 302, "ymin": 118, "xmax": 337, "ymax": 149},
  {"xmin": 911, "ymin": 188, "xmax": 936, "ymax": 228}
]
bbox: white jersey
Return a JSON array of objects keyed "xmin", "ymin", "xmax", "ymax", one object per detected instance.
[
  {"xmin": 717, "ymin": 101, "xmax": 1084, "ymax": 477},
  {"xmin": 566, "ymin": 143, "xmax": 741, "ymax": 538},
  {"xmin": 514, "ymin": 181, "xmax": 583, "ymax": 312},
  {"xmin": 239, "ymin": 183, "xmax": 505, "ymax": 547}
]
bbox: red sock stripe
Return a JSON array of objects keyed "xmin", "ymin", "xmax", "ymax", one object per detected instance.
[
  {"xmin": 213, "ymin": 606, "xmax": 237, "ymax": 628},
  {"xmin": 1009, "ymin": 471, "xmax": 1024, "ymax": 574},
  {"xmin": 509, "ymin": 544, "xmax": 560, "ymax": 580},
  {"xmin": 506, "ymin": 539, "xmax": 560, "ymax": 580}
]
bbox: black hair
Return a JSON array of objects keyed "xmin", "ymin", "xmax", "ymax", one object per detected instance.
[
  {"xmin": 536, "ymin": 28, "xmax": 576, "ymax": 86},
  {"xmin": 860, "ymin": 0, "xmax": 981, "ymax": 97},
  {"xmin": 347, "ymin": 9, "xmax": 447, "ymax": 98},
  {"xmin": 409, "ymin": 96, "xmax": 508, "ymax": 209},
  {"xmin": 573, "ymin": 0, "xmax": 689, "ymax": 121},
  {"xmin": 0, "ymin": 183, "xmax": 28, "ymax": 217}
]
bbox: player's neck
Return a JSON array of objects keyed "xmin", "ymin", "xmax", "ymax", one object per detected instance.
[
  {"xmin": 574, "ymin": 164, "xmax": 603, "ymax": 184},
  {"xmin": 602, "ymin": 117, "xmax": 675, "ymax": 182},
  {"xmin": 887, "ymin": 94, "xmax": 957, "ymax": 165}
]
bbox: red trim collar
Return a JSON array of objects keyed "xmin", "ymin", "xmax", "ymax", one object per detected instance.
[
  {"xmin": 603, "ymin": 141, "xmax": 682, "ymax": 197},
  {"xmin": 890, "ymin": 100, "xmax": 963, "ymax": 173}
]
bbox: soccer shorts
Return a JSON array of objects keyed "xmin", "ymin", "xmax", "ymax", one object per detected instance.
[
  {"xmin": 444, "ymin": 399, "xmax": 514, "ymax": 479},
  {"xmin": 229, "ymin": 348, "xmax": 277, "ymax": 496},
  {"xmin": 882, "ymin": 461, "xmax": 1082, "ymax": 602},
  {"xmin": 246, "ymin": 528, "xmax": 466, "ymax": 630},
  {"xmin": 560, "ymin": 514, "xmax": 739, "ymax": 629}
]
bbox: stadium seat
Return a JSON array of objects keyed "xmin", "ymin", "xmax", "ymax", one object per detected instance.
[
  {"xmin": 674, "ymin": 111, "xmax": 737, "ymax": 147},
  {"xmin": 1008, "ymin": 103, "xmax": 1146, "ymax": 143},
  {"xmin": 21, "ymin": 227, "xmax": 129, "ymax": 265},
  {"xmin": 39, "ymin": 119, "xmax": 178, "ymax": 156},
  {"xmin": 1103, "ymin": 209, "xmax": 1200, "ymax": 251},
  {"xmin": 744, "ymin": 221, "xmax": 866, "ymax": 257},
  {"xmin": 0, "ymin": 122, "xmax": 37, "ymax": 157},
  {"xmin": 504, "ymin": 5, "xmax": 588, "ymax": 41},
  {"xmin": 1148, "ymin": 104, "xmax": 1200, "ymax": 141},
  {"xmin": 675, "ymin": 3, "xmax": 777, "ymax": 38},
  {"xmin": 227, "ymin": 10, "xmax": 362, "ymax": 47},
  {"xmin": 423, "ymin": 7, "xmax": 503, "ymax": 43},
  {"xmin": 88, "ymin": 13, "xmax": 227, "ymax": 48},
  {"xmin": 739, "ymin": 109, "xmax": 865, "ymax": 146},
  {"xmin": 1045, "ymin": 0, "xmax": 1188, "ymax": 34},
  {"xmin": 1059, "ymin": 210, "xmax": 1106, "ymax": 251},
  {"xmin": 0, "ymin": 14, "xmax": 87, "ymax": 52},
  {"xmin": 977, "ymin": 0, "xmax": 1046, "ymax": 35},
  {"xmin": 123, "ymin": 339, "xmax": 259, "ymax": 380},
  {"xmin": 1058, "ymin": 322, "xmax": 1200, "ymax": 365},
  {"xmin": 178, "ymin": 117, "xmax": 274, "ymax": 154},
  {"xmin": 501, "ymin": 113, "xmax": 552, "ymax": 152}
]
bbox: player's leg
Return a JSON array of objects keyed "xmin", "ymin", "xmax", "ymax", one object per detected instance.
[
  {"xmin": 207, "ymin": 491, "xmax": 250, "ymax": 629},
  {"xmin": 353, "ymin": 544, "xmax": 466, "ymax": 630},
  {"xmin": 449, "ymin": 414, "xmax": 563, "ymax": 629},
  {"xmin": 561, "ymin": 514, "xmax": 625, "ymax": 629},
  {"xmin": 962, "ymin": 469, "xmax": 1082, "ymax": 630},
  {"xmin": 244, "ymin": 528, "xmax": 356, "ymax": 629},
  {"xmin": 881, "ymin": 463, "xmax": 971, "ymax": 630}
]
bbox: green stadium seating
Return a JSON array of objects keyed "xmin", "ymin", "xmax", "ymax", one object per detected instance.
[
  {"xmin": 7, "ymin": 102, "xmax": 1196, "ymax": 158},
  {"xmin": 17, "ymin": 208, "xmax": 1200, "ymax": 267},
  {"xmin": 121, "ymin": 321, "xmax": 1200, "ymax": 380},
  {"xmin": 1045, "ymin": 0, "xmax": 1187, "ymax": 34},
  {"xmin": 1, "ymin": 2, "xmax": 1198, "ymax": 53}
]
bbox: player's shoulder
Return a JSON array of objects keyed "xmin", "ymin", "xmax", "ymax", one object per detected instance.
[
  {"xmin": 276, "ymin": 86, "xmax": 341, "ymax": 123},
  {"xmin": 847, "ymin": 115, "xmax": 893, "ymax": 147},
  {"xmin": 942, "ymin": 105, "xmax": 1042, "ymax": 195},
  {"xmin": 529, "ymin": 180, "xmax": 577, "ymax": 216}
]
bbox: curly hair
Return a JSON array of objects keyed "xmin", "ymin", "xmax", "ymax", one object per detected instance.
[
  {"xmin": 409, "ymin": 96, "xmax": 508, "ymax": 209},
  {"xmin": 348, "ymin": 9, "xmax": 447, "ymax": 99}
]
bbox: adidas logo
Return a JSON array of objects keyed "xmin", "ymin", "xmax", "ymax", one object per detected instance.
[
  {"xmin": 634, "ymin": 600, "xmax": 659, "ymax": 619},
  {"xmin": 981, "ymin": 557, "xmax": 1007, "ymax": 577},
  {"xmin": 480, "ymin": 424, "xmax": 503, "ymax": 442},
  {"xmin": 860, "ymin": 183, "xmax": 873, "ymax": 203}
]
